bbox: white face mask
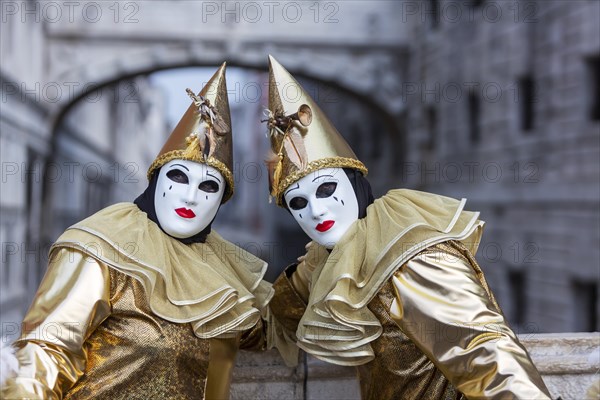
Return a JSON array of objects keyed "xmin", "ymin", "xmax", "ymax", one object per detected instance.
[
  {"xmin": 154, "ymin": 159, "xmax": 225, "ymax": 239},
  {"xmin": 283, "ymin": 167, "xmax": 359, "ymax": 249}
]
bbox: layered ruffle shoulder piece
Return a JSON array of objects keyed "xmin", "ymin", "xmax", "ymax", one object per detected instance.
[
  {"xmin": 296, "ymin": 189, "xmax": 484, "ymax": 365},
  {"xmin": 50, "ymin": 203, "xmax": 273, "ymax": 339}
]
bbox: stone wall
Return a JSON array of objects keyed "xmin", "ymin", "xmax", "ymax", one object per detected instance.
[{"xmin": 232, "ymin": 333, "xmax": 600, "ymax": 399}]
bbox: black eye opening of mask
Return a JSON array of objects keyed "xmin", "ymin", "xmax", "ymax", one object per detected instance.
[
  {"xmin": 283, "ymin": 168, "xmax": 374, "ymax": 219},
  {"xmin": 133, "ymin": 168, "xmax": 218, "ymax": 244}
]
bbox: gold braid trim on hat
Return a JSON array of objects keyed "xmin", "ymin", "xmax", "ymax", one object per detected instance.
[
  {"xmin": 274, "ymin": 157, "xmax": 368, "ymax": 206},
  {"xmin": 147, "ymin": 150, "xmax": 234, "ymax": 203}
]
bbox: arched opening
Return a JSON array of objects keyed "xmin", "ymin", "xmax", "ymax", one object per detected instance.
[{"xmin": 43, "ymin": 64, "xmax": 400, "ymax": 282}]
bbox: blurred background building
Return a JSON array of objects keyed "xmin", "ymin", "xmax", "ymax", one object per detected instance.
[
  {"xmin": 404, "ymin": 0, "xmax": 600, "ymax": 335},
  {"xmin": 0, "ymin": 0, "xmax": 598, "ymax": 353}
]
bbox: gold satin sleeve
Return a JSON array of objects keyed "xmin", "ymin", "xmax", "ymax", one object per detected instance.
[
  {"xmin": 389, "ymin": 243, "xmax": 551, "ymax": 399},
  {"xmin": 2, "ymin": 248, "xmax": 111, "ymax": 400}
]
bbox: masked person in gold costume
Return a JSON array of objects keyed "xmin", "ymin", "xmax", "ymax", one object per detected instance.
[
  {"xmin": 264, "ymin": 56, "xmax": 553, "ymax": 399},
  {"xmin": 1, "ymin": 63, "xmax": 273, "ymax": 400}
]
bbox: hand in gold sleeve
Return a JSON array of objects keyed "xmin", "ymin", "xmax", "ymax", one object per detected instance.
[
  {"xmin": 1, "ymin": 248, "xmax": 111, "ymax": 399},
  {"xmin": 389, "ymin": 243, "xmax": 551, "ymax": 399}
]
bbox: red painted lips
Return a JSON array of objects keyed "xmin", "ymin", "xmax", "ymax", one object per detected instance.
[
  {"xmin": 175, "ymin": 208, "xmax": 196, "ymax": 218},
  {"xmin": 316, "ymin": 220, "xmax": 335, "ymax": 232}
]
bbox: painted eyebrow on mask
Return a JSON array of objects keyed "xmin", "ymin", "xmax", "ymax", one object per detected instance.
[
  {"xmin": 206, "ymin": 171, "xmax": 221, "ymax": 183},
  {"xmin": 284, "ymin": 183, "xmax": 300, "ymax": 196},
  {"xmin": 312, "ymin": 174, "xmax": 334, "ymax": 182},
  {"xmin": 169, "ymin": 163, "xmax": 190, "ymax": 171}
]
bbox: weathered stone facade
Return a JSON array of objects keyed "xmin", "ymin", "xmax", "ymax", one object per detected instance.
[{"xmin": 402, "ymin": 0, "xmax": 600, "ymax": 334}]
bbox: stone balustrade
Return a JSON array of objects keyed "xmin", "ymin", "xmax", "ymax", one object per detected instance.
[{"xmin": 232, "ymin": 333, "xmax": 600, "ymax": 399}]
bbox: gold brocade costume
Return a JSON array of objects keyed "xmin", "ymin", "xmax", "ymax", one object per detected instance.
[
  {"xmin": 2, "ymin": 203, "xmax": 273, "ymax": 400},
  {"xmin": 268, "ymin": 189, "xmax": 552, "ymax": 399}
]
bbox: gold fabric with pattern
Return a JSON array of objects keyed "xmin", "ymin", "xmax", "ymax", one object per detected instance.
[
  {"xmin": 65, "ymin": 267, "xmax": 214, "ymax": 399},
  {"xmin": 266, "ymin": 268, "xmax": 309, "ymax": 366},
  {"xmin": 268, "ymin": 240, "xmax": 551, "ymax": 399},
  {"xmin": 358, "ymin": 275, "xmax": 463, "ymax": 400},
  {"xmin": 2, "ymin": 248, "xmax": 265, "ymax": 399},
  {"xmin": 267, "ymin": 190, "xmax": 551, "ymax": 398}
]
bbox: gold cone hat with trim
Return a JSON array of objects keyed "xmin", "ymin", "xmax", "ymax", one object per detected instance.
[
  {"xmin": 266, "ymin": 55, "xmax": 367, "ymax": 206},
  {"xmin": 148, "ymin": 62, "xmax": 234, "ymax": 202}
]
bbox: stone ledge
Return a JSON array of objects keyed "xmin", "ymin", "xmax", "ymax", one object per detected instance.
[
  {"xmin": 522, "ymin": 333, "xmax": 599, "ymax": 375},
  {"xmin": 232, "ymin": 333, "xmax": 600, "ymax": 399}
]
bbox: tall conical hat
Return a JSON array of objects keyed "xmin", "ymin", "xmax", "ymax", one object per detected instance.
[
  {"xmin": 265, "ymin": 55, "xmax": 367, "ymax": 206},
  {"xmin": 147, "ymin": 62, "xmax": 234, "ymax": 202}
]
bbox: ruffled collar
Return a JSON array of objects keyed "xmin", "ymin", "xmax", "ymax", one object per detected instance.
[
  {"xmin": 296, "ymin": 189, "xmax": 484, "ymax": 365},
  {"xmin": 50, "ymin": 203, "xmax": 273, "ymax": 339}
]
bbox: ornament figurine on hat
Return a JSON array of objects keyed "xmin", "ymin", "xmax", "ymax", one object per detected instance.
[
  {"xmin": 264, "ymin": 55, "xmax": 552, "ymax": 400},
  {"xmin": 264, "ymin": 55, "xmax": 367, "ymax": 207},
  {"xmin": 1, "ymin": 62, "xmax": 273, "ymax": 400}
]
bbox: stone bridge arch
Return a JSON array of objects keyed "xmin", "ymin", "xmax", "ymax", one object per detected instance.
[{"xmin": 50, "ymin": 46, "xmax": 407, "ymax": 132}]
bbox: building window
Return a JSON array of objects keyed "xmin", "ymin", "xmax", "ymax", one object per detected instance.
[
  {"xmin": 85, "ymin": 179, "xmax": 111, "ymax": 215},
  {"xmin": 468, "ymin": 92, "xmax": 480, "ymax": 144},
  {"xmin": 519, "ymin": 75, "xmax": 535, "ymax": 132},
  {"xmin": 508, "ymin": 270, "xmax": 526, "ymax": 326},
  {"xmin": 427, "ymin": 0, "xmax": 440, "ymax": 30},
  {"xmin": 2, "ymin": 234, "xmax": 10, "ymax": 286},
  {"xmin": 573, "ymin": 281, "xmax": 598, "ymax": 332},
  {"xmin": 25, "ymin": 152, "xmax": 36, "ymax": 215},
  {"xmin": 424, "ymin": 106, "xmax": 437, "ymax": 151},
  {"xmin": 585, "ymin": 56, "xmax": 600, "ymax": 121}
]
